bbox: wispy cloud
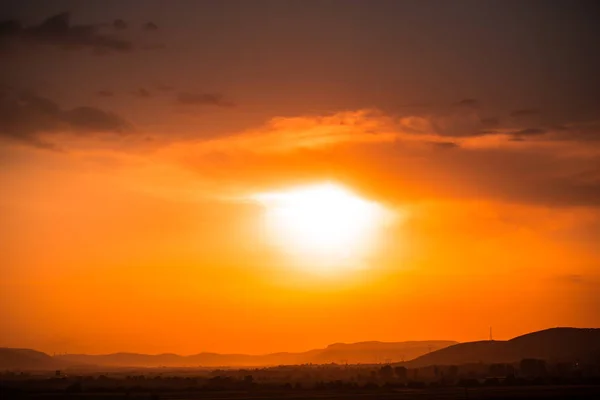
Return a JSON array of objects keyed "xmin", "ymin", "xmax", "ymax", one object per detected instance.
[
  {"xmin": 0, "ymin": 90, "xmax": 131, "ymax": 150},
  {"xmin": 176, "ymin": 92, "xmax": 234, "ymax": 107},
  {"xmin": 0, "ymin": 12, "xmax": 133, "ymax": 53}
]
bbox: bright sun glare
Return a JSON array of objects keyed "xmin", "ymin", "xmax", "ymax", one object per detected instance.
[{"xmin": 253, "ymin": 183, "xmax": 390, "ymax": 274}]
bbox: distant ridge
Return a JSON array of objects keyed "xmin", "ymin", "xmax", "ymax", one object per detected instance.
[
  {"xmin": 0, "ymin": 340, "xmax": 456, "ymax": 369},
  {"xmin": 3, "ymin": 328, "xmax": 598, "ymax": 370},
  {"xmin": 405, "ymin": 327, "xmax": 600, "ymax": 367},
  {"xmin": 55, "ymin": 340, "xmax": 456, "ymax": 367},
  {"xmin": 0, "ymin": 348, "xmax": 66, "ymax": 370}
]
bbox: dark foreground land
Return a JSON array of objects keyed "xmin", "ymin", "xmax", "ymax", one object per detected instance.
[
  {"xmin": 3, "ymin": 354, "xmax": 600, "ymax": 400},
  {"xmin": 2, "ymin": 386, "xmax": 600, "ymax": 400},
  {"xmin": 4, "ymin": 328, "xmax": 600, "ymax": 399}
]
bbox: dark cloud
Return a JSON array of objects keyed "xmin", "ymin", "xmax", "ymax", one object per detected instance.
[
  {"xmin": 455, "ymin": 98, "xmax": 478, "ymax": 107},
  {"xmin": 155, "ymin": 84, "xmax": 174, "ymax": 91},
  {"xmin": 515, "ymin": 128, "xmax": 546, "ymax": 135},
  {"xmin": 478, "ymin": 130, "xmax": 499, "ymax": 135},
  {"xmin": 510, "ymin": 108, "xmax": 540, "ymax": 118},
  {"xmin": 113, "ymin": 19, "xmax": 127, "ymax": 30},
  {"xmin": 534, "ymin": 122, "xmax": 600, "ymax": 143},
  {"xmin": 141, "ymin": 43, "xmax": 166, "ymax": 50},
  {"xmin": 407, "ymin": 105, "xmax": 600, "ymax": 143},
  {"xmin": 63, "ymin": 107, "xmax": 130, "ymax": 132},
  {"xmin": 559, "ymin": 122, "xmax": 600, "ymax": 142},
  {"xmin": 511, "ymin": 128, "xmax": 547, "ymax": 140},
  {"xmin": 176, "ymin": 92, "xmax": 234, "ymax": 107},
  {"xmin": 449, "ymin": 152, "xmax": 600, "ymax": 207},
  {"xmin": 480, "ymin": 117, "xmax": 499, "ymax": 127},
  {"xmin": 394, "ymin": 146, "xmax": 600, "ymax": 207},
  {"xmin": 0, "ymin": 12, "xmax": 133, "ymax": 53},
  {"xmin": 143, "ymin": 22, "xmax": 159, "ymax": 31},
  {"xmin": 186, "ymin": 128, "xmax": 600, "ymax": 208},
  {"xmin": 431, "ymin": 141, "xmax": 459, "ymax": 149},
  {"xmin": 397, "ymin": 103, "xmax": 432, "ymax": 109},
  {"xmin": 571, "ymin": 167, "xmax": 600, "ymax": 184},
  {"xmin": 0, "ymin": 90, "xmax": 131, "ymax": 150},
  {"xmin": 97, "ymin": 90, "xmax": 114, "ymax": 97},
  {"xmin": 133, "ymin": 88, "xmax": 151, "ymax": 98}
]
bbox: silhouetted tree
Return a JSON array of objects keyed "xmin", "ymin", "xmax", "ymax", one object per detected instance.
[
  {"xmin": 394, "ymin": 366, "xmax": 407, "ymax": 381},
  {"xmin": 520, "ymin": 359, "xmax": 547, "ymax": 378},
  {"xmin": 378, "ymin": 365, "xmax": 394, "ymax": 381},
  {"xmin": 65, "ymin": 382, "xmax": 82, "ymax": 393}
]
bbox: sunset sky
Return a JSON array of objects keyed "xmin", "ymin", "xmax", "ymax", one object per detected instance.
[{"xmin": 1, "ymin": 0, "xmax": 599, "ymax": 356}]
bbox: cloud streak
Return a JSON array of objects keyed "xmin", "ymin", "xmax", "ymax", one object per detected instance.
[
  {"xmin": 163, "ymin": 109, "xmax": 600, "ymax": 208},
  {"xmin": 176, "ymin": 92, "xmax": 234, "ymax": 107},
  {"xmin": 0, "ymin": 90, "xmax": 131, "ymax": 150},
  {"xmin": 0, "ymin": 12, "xmax": 143, "ymax": 54}
]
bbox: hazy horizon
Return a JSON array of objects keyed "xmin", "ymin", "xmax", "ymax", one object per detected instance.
[
  {"xmin": 8, "ymin": 339, "xmax": 461, "ymax": 357},
  {"xmin": 4, "ymin": 326, "xmax": 594, "ymax": 357}
]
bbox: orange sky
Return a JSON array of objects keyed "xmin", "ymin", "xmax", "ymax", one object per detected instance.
[
  {"xmin": 1, "ymin": 109, "xmax": 599, "ymax": 355},
  {"xmin": 1, "ymin": 1, "xmax": 599, "ymax": 355}
]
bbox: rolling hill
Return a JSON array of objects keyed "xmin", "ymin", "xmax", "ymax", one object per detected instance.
[
  {"xmin": 405, "ymin": 327, "xmax": 600, "ymax": 367},
  {"xmin": 0, "ymin": 348, "xmax": 66, "ymax": 370}
]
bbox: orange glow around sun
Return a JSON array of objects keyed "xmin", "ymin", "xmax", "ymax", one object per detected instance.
[{"xmin": 252, "ymin": 183, "xmax": 392, "ymax": 274}]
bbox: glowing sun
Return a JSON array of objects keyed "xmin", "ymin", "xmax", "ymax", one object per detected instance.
[{"xmin": 253, "ymin": 183, "xmax": 390, "ymax": 273}]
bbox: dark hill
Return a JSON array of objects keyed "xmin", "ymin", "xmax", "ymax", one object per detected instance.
[
  {"xmin": 406, "ymin": 327, "xmax": 600, "ymax": 367},
  {"xmin": 312, "ymin": 341, "xmax": 455, "ymax": 364},
  {"xmin": 0, "ymin": 348, "xmax": 65, "ymax": 370}
]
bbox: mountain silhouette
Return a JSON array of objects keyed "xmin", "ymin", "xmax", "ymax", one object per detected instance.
[
  {"xmin": 405, "ymin": 327, "xmax": 600, "ymax": 367},
  {"xmin": 1, "ymin": 341, "xmax": 455, "ymax": 369},
  {"xmin": 3, "ymin": 328, "xmax": 598, "ymax": 370},
  {"xmin": 55, "ymin": 340, "xmax": 456, "ymax": 367},
  {"xmin": 0, "ymin": 348, "xmax": 66, "ymax": 370}
]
